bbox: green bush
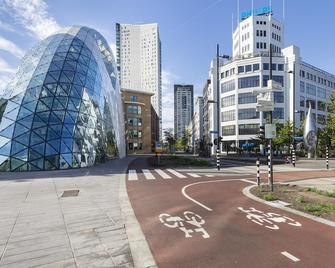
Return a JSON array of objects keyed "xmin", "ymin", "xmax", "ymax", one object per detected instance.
[{"xmin": 263, "ymin": 193, "xmax": 277, "ymax": 201}]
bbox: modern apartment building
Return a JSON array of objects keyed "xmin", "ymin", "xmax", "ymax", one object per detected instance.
[
  {"xmin": 174, "ymin": 85, "xmax": 194, "ymax": 139},
  {"xmin": 205, "ymin": 9, "xmax": 335, "ymax": 153},
  {"xmin": 122, "ymin": 89, "xmax": 159, "ymax": 154},
  {"xmin": 116, "ymin": 23, "xmax": 162, "ymax": 139}
]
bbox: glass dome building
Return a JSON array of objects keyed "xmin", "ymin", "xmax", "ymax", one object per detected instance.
[{"xmin": 0, "ymin": 26, "xmax": 125, "ymax": 171}]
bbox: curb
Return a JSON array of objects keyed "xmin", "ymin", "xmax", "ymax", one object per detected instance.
[
  {"xmin": 242, "ymin": 185, "xmax": 335, "ymax": 228},
  {"xmin": 119, "ymin": 159, "xmax": 157, "ymax": 268}
]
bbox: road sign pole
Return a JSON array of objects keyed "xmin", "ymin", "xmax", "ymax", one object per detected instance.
[
  {"xmin": 326, "ymin": 146, "xmax": 329, "ymax": 170},
  {"xmin": 256, "ymin": 158, "xmax": 260, "ymax": 186}
]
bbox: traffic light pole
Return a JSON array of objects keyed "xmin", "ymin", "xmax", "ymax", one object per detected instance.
[
  {"xmin": 268, "ymin": 45, "xmax": 274, "ymax": 192},
  {"xmin": 216, "ymin": 44, "xmax": 220, "ymax": 171}
]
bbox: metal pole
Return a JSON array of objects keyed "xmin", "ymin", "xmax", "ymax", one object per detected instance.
[
  {"xmin": 256, "ymin": 158, "xmax": 260, "ymax": 186},
  {"xmin": 326, "ymin": 146, "xmax": 329, "ymax": 170},
  {"xmin": 269, "ymin": 44, "xmax": 274, "ymax": 192},
  {"xmin": 216, "ymin": 44, "xmax": 221, "ymax": 171},
  {"xmin": 292, "ymin": 63, "xmax": 296, "ymax": 167}
]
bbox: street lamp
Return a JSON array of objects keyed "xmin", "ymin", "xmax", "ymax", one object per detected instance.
[
  {"xmin": 288, "ymin": 64, "xmax": 296, "ymax": 167},
  {"xmin": 215, "ymin": 44, "xmax": 230, "ymax": 171}
]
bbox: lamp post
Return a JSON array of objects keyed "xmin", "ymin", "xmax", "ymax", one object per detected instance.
[
  {"xmin": 288, "ymin": 63, "xmax": 296, "ymax": 167},
  {"xmin": 215, "ymin": 44, "xmax": 230, "ymax": 171}
]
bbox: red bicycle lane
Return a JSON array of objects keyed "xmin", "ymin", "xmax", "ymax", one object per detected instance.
[{"xmin": 126, "ymin": 168, "xmax": 335, "ymax": 267}]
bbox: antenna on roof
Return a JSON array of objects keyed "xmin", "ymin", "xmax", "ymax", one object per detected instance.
[
  {"xmin": 252, "ymin": 0, "xmax": 254, "ymax": 15},
  {"xmin": 231, "ymin": 13, "xmax": 234, "ymax": 35}
]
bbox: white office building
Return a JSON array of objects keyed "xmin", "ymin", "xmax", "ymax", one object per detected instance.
[
  {"xmin": 174, "ymin": 85, "xmax": 194, "ymax": 139},
  {"xmin": 206, "ymin": 9, "xmax": 335, "ymax": 153},
  {"xmin": 116, "ymin": 23, "xmax": 162, "ymax": 138}
]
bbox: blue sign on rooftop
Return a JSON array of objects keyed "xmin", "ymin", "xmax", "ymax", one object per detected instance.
[{"xmin": 240, "ymin": 6, "xmax": 272, "ymax": 21}]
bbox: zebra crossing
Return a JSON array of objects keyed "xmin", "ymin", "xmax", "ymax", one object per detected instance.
[{"xmin": 127, "ymin": 169, "xmax": 205, "ymax": 181}]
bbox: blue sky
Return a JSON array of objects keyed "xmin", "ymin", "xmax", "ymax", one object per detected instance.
[{"xmin": 0, "ymin": 0, "xmax": 335, "ymax": 129}]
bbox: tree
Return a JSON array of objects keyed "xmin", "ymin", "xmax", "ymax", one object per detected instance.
[
  {"xmin": 164, "ymin": 129, "xmax": 176, "ymax": 153},
  {"xmin": 272, "ymin": 121, "xmax": 293, "ymax": 153}
]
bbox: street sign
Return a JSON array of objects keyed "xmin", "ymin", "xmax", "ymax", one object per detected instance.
[
  {"xmin": 209, "ymin": 130, "xmax": 218, "ymax": 134},
  {"xmin": 265, "ymin": 124, "xmax": 276, "ymax": 139}
]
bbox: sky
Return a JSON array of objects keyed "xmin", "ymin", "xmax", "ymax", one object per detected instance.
[{"xmin": 1, "ymin": 0, "xmax": 335, "ymax": 130}]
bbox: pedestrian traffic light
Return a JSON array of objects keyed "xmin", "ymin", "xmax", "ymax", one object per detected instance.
[
  {"xmin": 259, "ymin": 125, "xmax": 265, "ymax": 139},
  {"xmin": 214, "ymin": 138, "xmax": 218, "ymax": 145},
  {"xmin": 218, "ymin": 136, "xmax": 222, "ymax": 144}
]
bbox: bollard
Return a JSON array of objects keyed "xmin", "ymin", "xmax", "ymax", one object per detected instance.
[
  {"xmin": 326, "ymin": 146, "xmax": 329, "ymax": 170},
  {"xmin": 216, "ymin": 149, "xmax": 220, "ymax": 171},
  {"xmin": 292, "ymin": 148, "xmax": 296, "ymax": 167},
  {"xmin": 256, "ymin": 158, "xmax": 260, "ymax": 186},
  {"xmin": 267, "ymin": 144, "xmax": 271, "ymax": 188}
]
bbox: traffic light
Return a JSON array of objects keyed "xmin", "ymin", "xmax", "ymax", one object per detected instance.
[
  {"xmin": 214, "ymin": 138, "xmax": 218, "ymax": 145},
  {"xmin": 259, "ymin": 125, "xmax": 265, "ymax": 139},
  {"xmin": 218, "ymin": 136, "xmax": 222, "ymax": 144}
]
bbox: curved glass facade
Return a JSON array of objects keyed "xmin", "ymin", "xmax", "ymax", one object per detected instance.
[{"xmin": 0, "ymin": 26, "xmax": 125, "ymax": 171}]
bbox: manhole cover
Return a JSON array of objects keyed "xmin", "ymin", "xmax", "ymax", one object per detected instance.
[{"xmin": 61, "ymin": 190, "xmax": 79, "ymax": 197}]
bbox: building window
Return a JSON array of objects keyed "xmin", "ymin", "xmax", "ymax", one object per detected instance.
[
  {"xmin": 238, "ymin": 92, "xmax": 257, "ymax": 104},
  {"xmin": 238, "ymin": 75, "xmax": 260, "ymax": 89},
  {"xmin": 306, "ymin": 99, "xmax": 316, "ymax": 109},
  {"xmin": 127, "ymin": 105, "xmax": 141, "ymax": 114},
  {"xmin": 272, "ymin": 107, "xmax": 284, "ymax": 119},
  {"xmin": 222, "ymin": 125, "xmax": 236, "ymax": 136},
  {"xmin": 238, "ymin": 108, "xmax": 259, "ymax": 120},
  {"xmin": 253, "ymin": 64, "xmax": 260, "ymax": 71},
  {"xmin": 306, "ymin": 83, "xmax": 316, "ymax": 96},
  {"xmin": 221, "ymin": 80, "xmax": 235, "ymax": 93},
  {"xmin": 263, "ymin": 75, "xmax": 284, "ymax": 87},
  {"xmin": 221, "ymin": 95, "xmax": 235, "ymax": 107},
  {"xmin": 300, "ymin": 81, "xmax": 305, "ymax": 92},
  {"xmin": 317, "ymin": 114, "xmax": 326, "ymax": 125},
  {"xmin": 221, "ymin": 110, "xmax": 235, "ymax": 122},
  {"xmin": 274, "ymin": 92, "xmax": 284, "ymax": 103},
  {"xmin": 128, "ymin": 118, "xmax": 142, "ymax": 126},
  {"xmin": 263, "ymin": 63, "xmax": 269, "ymax": 70},
  {"xmin": 278, "ymin": 64, "xmax": 284, "ymax": 71},
  {"xmin": 256, "ymin": 42, "xmax": 259, "ymax": 49},
  {"xmin": 300, "ymin": 96, "xmax": 305, "ymax": 107},
  {"xmin": 271, "ymin": 64, "xmax": 276, "ymax": 70},
  {"xmin": 238, "ymin": 66, "xmax": 244, "ymax": 74},
  {"xmin": 317, "ymin": 87, "xmax": 326, "ymax": 98},
  {"xmin": 317, "ymin": 101, "xmax": 326, "ymax": 111},
  {"xmin": 130, "ymin": 96, "xmax": 137, "ymax": 102},
  {"xmin": 245, "ymin": 65, "xmax": 252, "ymax": 72},
  {"xmin": 238, "ymin": 124, "xmax": 259, "ymax": 135}
]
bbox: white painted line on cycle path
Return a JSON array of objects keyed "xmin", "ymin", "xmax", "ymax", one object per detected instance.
[
  {"xmin": 281, "ymin": 251, "xmax": 300, "ymax": 262},
  {"xmin": 187, "ymin": 173, "xmax": 201, "ymax": 178},
  {"xmin": 142, "ymin": 169, "xmax": 156, "ymax": 180},
  {"xmin": 240, "ymin": 179, "xmax": 257, "ymax": 185},
  {"xmin": 155, "ymin": 169, "xmax": 172, "ymax": 179},
  {"xmin": 128, "ymin": 170, "xmax": 138, "ymax": 181},
  {"xmin": 181, "ymin": 178, "xmax": 255, "ymax": 211},
  {"xmin": 167, "ymin": 169, "xmax": 186, "ymax": 178}
]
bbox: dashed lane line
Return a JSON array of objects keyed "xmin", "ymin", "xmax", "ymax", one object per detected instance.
[
  {"xmin": 166, "ymin": 169, "xmax": 186, "ymax": 178},
  {"xmin": 155, "ymin": 169, "xmax": 172, "ymax": 179},
  {"xmin": 205, "ymin": 174, "xmax": 214, "ymax": 178},
  {"xmin": 187, "ymin": 173, "xmax": 201, "ymax": 178},
  {"xmin": 240, "ymin": 179, "xmax": 257, "ymax": 185},
  {"xmin": 142, "ymin": 169, "xmax": 156, "ymax": 180},
  {"xmin": 281, "ymin": 251, "xmax": 300, "ymax": 262},
  {"xmin": 128, "ymin": 170, "xmax": 138, "ymax": 181}
]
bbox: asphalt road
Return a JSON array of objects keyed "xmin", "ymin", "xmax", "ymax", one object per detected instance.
[{"xmin": 126, "ymin": 158, "xmax": 335, "ymax": 268}]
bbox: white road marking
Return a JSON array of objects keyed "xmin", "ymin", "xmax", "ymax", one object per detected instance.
[
  {"xmin": 240, "ymin": 179, "xmax": 257, "ymax": 185},
  {"xmin": 181, "ymin": 178, "xmax": 247, "ymax": 211},
  {"xmin": 142, "ymin": 169, "xmax": 156, "ymax": 180},
  {"xmin": 205, "ymin": 174, "xmax": 214, "ymax": 178},
  {"xmin": 155, "ymin": 169, "xmax": 171, "ymax": 179},
  {"xmin": 128, "ymin": 170, "xmax": 138, "ymax": 181},
  {"xmin": 187, "ymin": 173, "xmax": 201, "ymax": 178},
  {"xmin": 166, "ymin": 169, "xmax": 186, "ymax": 178},
  {"xmin": 281, "ymin": 251, "xmax": 300, "ymax": 262}
]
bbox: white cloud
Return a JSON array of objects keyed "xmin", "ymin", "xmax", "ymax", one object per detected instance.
[
  {"xmin": 0, "ymin": 58, "xmax": 17, "ymax": 73},
  {"xmin": 0, "ymin": 36, "xmax": 25, "ymax": 58},
  {"xmin": 0, "ymin": 73, "xmax": 13, "ymax": 96},
  {"xmin": 3, "ymin": 0, "xmax": 60, "ymax": 40},
  {"xmin": 0, "ymin": 20, "xmax": 17, "ymax": 33},
  {"xmin": 162, "ymin": 70, "xmax": 179, "ymax": 130}
]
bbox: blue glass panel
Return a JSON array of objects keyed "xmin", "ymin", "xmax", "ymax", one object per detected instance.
[
  {"xmin": 30, "ymin": 158, "xmax": 44, "ymax": 170},
  {"xmin": 22, "ymin": 101, "xmax": 38, "ymax": 112},
  {"xmin": 31, "ymin": 143, "xmax": 45, "ymax": 155},
  {"xmin": 47, "ymin": 139, "xmax": 60, "ymax": 152},
  {"xmin": 11, "ymin": 141, "xmax": 26, "ymax": 155},
  {"xmin": 12, "ymin": 149, "xmax": 28, "ymax": 161},
  {"xmin": 61, "ymin": 141, "xmax": 71, "ymax": 153},
  {"xmin": 47, "ymin": 128, "xmax": 60, "ymax": 141},
  {"xmin": 13, "ymin": 124, "xmax": 29, "ymax": 138},
  {"xmin": 0, "ymin": 124, "xmax": 14, "ymax": 138},
  {"xmin": 0, "ymin": 141, "xmax": 11, "ymax": 156},
  {"xmin": 10, "ymin": 158, "xmax": 25, "ymax": 171},
  {"xmin": 33, "ymin": 127, "xmax": 47, "ymax": 140},
  {"xmin": 14, "ymin": 133, "xmax": 30, "ymax": 146},
  {"xmin": 45, "ymin": 144, "xmax": 58, "ymax": 156},
  {"xmin": 30, "ymin": 132, "xmax": 45, "ymax": 144}
]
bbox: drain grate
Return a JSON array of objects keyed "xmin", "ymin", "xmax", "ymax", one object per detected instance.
[{"xmin": 61, "ymin": 190, "xmax": 79, "ymax": 197}]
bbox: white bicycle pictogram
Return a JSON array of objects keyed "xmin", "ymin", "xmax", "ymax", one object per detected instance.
[
  {"xmin": 159, "ymin": 211, "xmax": 210, "ymax": 238},
  {"xmin": 238, "ymin": 207, "xmax": 302, "ymax": 230}
]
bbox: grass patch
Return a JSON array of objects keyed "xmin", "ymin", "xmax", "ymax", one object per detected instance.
[
  {"xmin": 307, "ymin": 187, "xmax": 335, "ymax": 198},
  {"xmin": 304, "ymin": 203, "xmax": 335, "ymax": 216},
  {"xmin": 151, "ymin": 155, "xmax": 212, "ymax": 167},
  {"xmin": 263, "ymin": 192, "xmax": 277, "ymax": 201},
  {"xmin": 296, "ymin": 195, "xmax": 306, "ymax": 203}
]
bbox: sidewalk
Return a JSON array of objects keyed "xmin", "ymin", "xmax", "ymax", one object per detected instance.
[{"xmin": 0, "ymin": 157, "xmax": 136, "ymax": 267}]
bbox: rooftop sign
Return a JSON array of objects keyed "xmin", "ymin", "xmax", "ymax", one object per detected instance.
[{"xmin": 240, "ymin": 6, "xmax": 272, "ymax": 21}]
